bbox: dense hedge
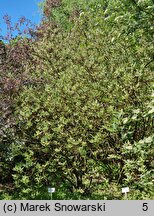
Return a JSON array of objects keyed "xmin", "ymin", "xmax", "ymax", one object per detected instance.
[{"xmin": 0, "ymin": 0, "xmax": 154, "ymax": 199}]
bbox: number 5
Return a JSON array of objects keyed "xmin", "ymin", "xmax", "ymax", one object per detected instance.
[{"xmin": 142, "ymin": 203, "xmax": 148, "ymax": 211}]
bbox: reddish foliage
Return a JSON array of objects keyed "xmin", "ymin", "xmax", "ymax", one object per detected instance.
[
  {"xmin": 0, "ymin": 14, "xmax": 36, "ymax": 42},
  {"xmin": 0, "ymin": 7, "xmax": 59, "ymax": 143},
  {"xmin": 0, "ymin": 15, "xmax": 37, "ymax": 149}
]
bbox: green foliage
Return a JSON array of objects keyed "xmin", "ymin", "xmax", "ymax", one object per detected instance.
[
  {"xmin": 1, "ymin": 0, "xmax": 153, "ymax": 199},
  {"xmin": 41, "ymin": 0, "xmax": 108, "ymax": 30}
]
